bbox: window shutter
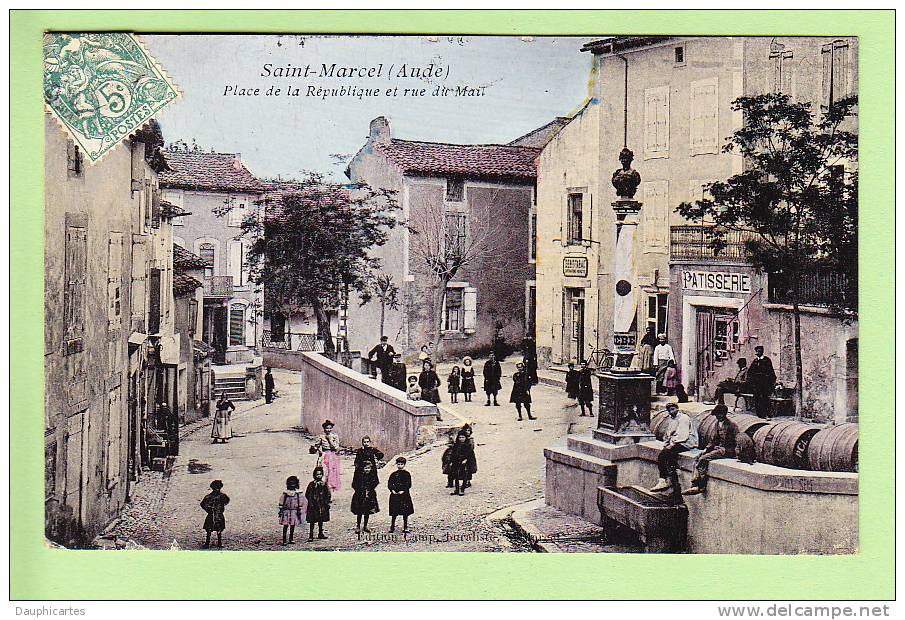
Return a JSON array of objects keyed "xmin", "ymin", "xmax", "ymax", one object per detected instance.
[
  {"xmin": 821, "ymin": 43, "xmax": 832, "ymax": 107},
  {"xmin": 228, "ymin": 241, "xmax": 243, "ymax": 285},
  {"xmin": 690, "ymin": 79, "xmax": 718, "ymax": 155},
  {"xmin": 643, "ymin": 181, "xmax": 669, "ymax": 249},
  {"xmin": 107, "ymin": 232, "xmax": 124, "ymax": 329},
  {"xmin": 148, "ymin": 268, "xmax": 161, "ymax": 334},
  {"xmin": 833, "ymin": 41, "xmax": 850, "ymax": 100},
  {"xmin": 463, "ymin": 287, "xmax": 477, "ymax": 333},
  {"xmin": 64, "ymin": 224, "xmax": 87, "ymax": 353},
  {"xmin": 644, "ymin": 87, "xmax": 669, "ymax": 157}
]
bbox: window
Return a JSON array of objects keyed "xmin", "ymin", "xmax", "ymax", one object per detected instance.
[
  {"xmin": 529, "ymin": 209, "xmax": 537, "ymax": 262},
  {"xmin": 227, "ymin": 199, "xmax": 247, "ymax": 227},
  {"xmin": 644, "ymin": 86, "xmax": 670, "ymax": 157},
  {"xmin": 770, "ymin": 48, "xmax": 794, "ymax": 96},
  {"xmin": 446, "ymin": 179, "xmax": 464, "ymax": 202},
  {"xmin": 444, "ymin": 212, "xmax": 467, "ymax": 257},
  {"xmin": 822, "ymin": 39, "xmax": 852, "ymax": 108},
  {"xmin": 107, "ymin": 232, "xmax": 124, "ymax": 331},
  {"xmin": 690, "ymin": 78, "xmax": 719, "ymax": 155},
  {"xmin": 64, "ymin": 220, "xmax": 87, "ymax": 354},
  {"xmin": 642, "ymin": 181, "xmax": 669, "ymax": 249},
  {"xmin": 105, "ymin": 386, "xmax": 122, "ymax": 487},
  {"xmin": 443, "ymin": 286, "xmax": 477, "ymax": 334},
  {"xmin": 646, "ymin": 293, "xmax": 669, "ymax": 338},
  {"xmin": 148, "ymin": 268, "xmax": 161, "ymax": 334},
  {"xmin": 229, "ymin": 303, "xmax": 245, "ymax": 345},
  {"xmin": 567, "ymin": 193, "xmax": 583, "ymax": 244},
  {"xmin": 199, "ymin": 243, "xmax": 215, "ymax": 277},
  {"xmin": 674, "ymin": 46, "xmax": 685, "ymax": 66},
  {"xmin": 67, "ymin": 141, "xmax": 83, "ymax": 177}
]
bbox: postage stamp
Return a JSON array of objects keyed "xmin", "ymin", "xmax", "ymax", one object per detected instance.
[{"xmin": 43, "ymin": 32, "xmax": 178, "ymax": 164}]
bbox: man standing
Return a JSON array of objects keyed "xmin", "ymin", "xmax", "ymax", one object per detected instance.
[
  {"xmin": 367, "ymin": 336, "xmax": 396, "ymax": 384},
  {"xmin": 747, "ymin": 346, "xmax": 777, "ymax": 419},
  {"xmin": 650, "ymin": 402, "xmax": 698, "ymax": 495},
  {"xmin": 264, "ymin": 367, "xmax": 275, "ymax": 404},
  {"xmin": 712, "ymin": 358, "xmax": 749, "ymax": 406},
  {"xmin": 522, "ymin": 335, "xmax": 539, "ymax": 385},
  {"xmin": 682, "ymin": 404, "xmax": 738, "ymax": 495},
  {"xmin": 482, "ymin": 352, "xmax": 502, "ymax": 407},
  {"xmin": 653, "ymin": 334, "xmax": 676, "ymax": 394}
]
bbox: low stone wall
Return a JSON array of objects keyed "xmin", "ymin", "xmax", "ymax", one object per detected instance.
[
  {"xmin": 546, "ymin": 434, "xmax": 858, "ymax": 554},
  {"xmin": 298, "ymin": 351, "xmax": 440, "ymax": 459},
  {"xmin": 265, "ymin": 348, "xmax": 364, "ymax": 374}
]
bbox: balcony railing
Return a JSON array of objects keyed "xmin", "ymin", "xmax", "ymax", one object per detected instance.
[
  {"xmin": 768, "ymin": 268, "xmax": 855, "ymax": 309},
  {"xmin": 203, "ymin": 275, "xmax": 233, "ymax": 298},
  {"xmin": 670, "ymin": 225, "xmax": 754, "ymax": 262}
]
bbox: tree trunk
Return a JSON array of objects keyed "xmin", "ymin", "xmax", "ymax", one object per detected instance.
[
  {"xmin": 431, "ymin": 278, "xmax": 448, "ymax": 356},
  {"xmin": 310, "ymin": 297, "xmax": 335, "ymax": 354},
  {"xmin": 379, "ymin": 299, "xmax": 386, "ymax": 339}
]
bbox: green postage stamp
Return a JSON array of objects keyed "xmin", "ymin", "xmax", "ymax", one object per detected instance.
[{"xmin": 43, "ymin": 32, "xmax": 178, "ymax": 163}]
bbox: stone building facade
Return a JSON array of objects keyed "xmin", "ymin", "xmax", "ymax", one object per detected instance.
[
  {"xmin": 160, "ymin": 146, "xmax": 265, "ymax": 365},
  {"xmin": 346, "ymin": 116, "xmax": 537, "ymax": 360}
]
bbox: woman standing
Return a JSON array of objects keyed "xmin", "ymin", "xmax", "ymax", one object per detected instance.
[
  {"xmin": 312, "ymin": 420, "xmax": 342, "ymax": 492},
  {"xmin": 460, "ymin": 357, "xmax": 477, "ymax": 402},
  {"xmin": 211, "ymin": 393, "xmax": 235, "ymax": 444},
  {"xmin": 418, "ymin": 360, "xmax": 442, "ymax": 405}
]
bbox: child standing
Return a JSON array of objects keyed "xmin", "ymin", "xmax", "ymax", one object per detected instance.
[
  {"xmin": 406, "ymin": 375, "xmax": 422, "ymax": 401},
  {"xmin": 387, "ymin": 457, "xmax": 414, "ymax": 533},
  {"xmin": 305, "ymin": 466, "xmax": 331, "ymax": 541},
  {"xmin": 460, "ymin": 357, "xmax": 477, "ymax": 402},
  {"xmin": 577, "ymin": 362, "xmax": 595, "ymax": 417},
  {"xmin": 278, "ymin": 476, "xmax": 305, "ymax": 545},
  {"xmin": 664, "ymin": 360, "xmax": 679, "ymax": 396},
  {"xmin": 449, "ymin": 431, "xmax": 474, "ymax": 496},
  {"xmin": 351, "ymin": 460, "xmax": 380, "ymax": 534},
  {"xmin": 441, "ymin": 435, "xmax": 455, "ymax": 488},
  {"xmin": 565, "ymin": 362, "xmax": 580, "ymax": 400},
  {"xmin": 200, "ymin": 479, "xmax": 230, "ymax": 549},
  {"xmin": 447, "ymin": 366, "xmax": 462, "ymax": 403},
  {"xmin": 462, "ymin": 424, "xmax": 477, "ymax": 489}
]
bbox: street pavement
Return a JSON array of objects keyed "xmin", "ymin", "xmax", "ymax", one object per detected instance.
[{"xmin": 114, "ymin": 361, "xmax": 598, "ymax": 552}]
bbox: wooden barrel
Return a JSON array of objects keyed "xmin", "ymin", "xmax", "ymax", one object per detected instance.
[
  {"xmin": 650, "ymin": 411, "xmax": 670, "ymax": 440},
  {"xmin": 752, "ymin": 421, "xmax": 821, "ymax": 469},
  {"xmin": 730, "ymin": 414, "xmax": 771, "ymax": 438},
  {"xmin": 807, "ymin": 423, "xmax": 858, "ymax": 473},
  {"xmin": 691, "ymin": 410, "xmax": 713, "ymax": 449}
]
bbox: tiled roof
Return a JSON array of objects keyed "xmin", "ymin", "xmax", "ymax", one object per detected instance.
[
  {"xmin": 160, "ymin": 200, "xmax": 191, "ymax": 218},
  {"xmin": 160, "ymin": 149, "xmax": 265, "ymax": 193},
  {"xmin": 173, "ymin": 244, "xmax": 207, "ymax": 272},
  {"xmin": 173, "ymin": 271, "xmax": 202, "ymax": 295},
  {"xmin": 374, "ymin": 139, "xmax": 540, "ymax": 181}
]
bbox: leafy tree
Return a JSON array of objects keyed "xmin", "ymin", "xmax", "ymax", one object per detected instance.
[
  {"xmin": 228, "ymin": 173, "xmax": 398, "ymax": 354},
  {"xmin": 677, "ymin": 93, "xmax": 857, "ymax": 416}
]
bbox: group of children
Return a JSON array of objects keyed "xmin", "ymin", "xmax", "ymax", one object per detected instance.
[
  {"xmin": 407, "ymin": 356, "xmax": 478, "ymax": 404},
  {"xmin": 441, "ymin": 424, "xmax": 477, "ymax": 495}
]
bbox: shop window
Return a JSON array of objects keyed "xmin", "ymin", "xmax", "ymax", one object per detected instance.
[
  {"xmin": 567, "ymin": 193, "xmax": 583, "ymax": 244},
  {"xmin": 229, "ymin": 303, "xmax": 245, "ymax": 345},
  {"xmin": 446, "ymin": 179, "xmax": 464, "ymax": 202}
]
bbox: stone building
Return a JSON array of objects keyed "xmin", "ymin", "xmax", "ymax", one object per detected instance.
[
  {"xmin": 159, "ymin": 145, "xmax": 265, "ymax": 366},
  {"xmin": 535, "ymin": 36, "xmax": 745, "ymax": 367},
  {"xmin": 667, "ymin": 36, "xmax": 858, "ymax": 422},
  {"xmin": 345, "ymin": 116, "xmax": 538, "ymax": 360},
  {"xmin": 44, "ymin": 115, "xmax": 177, "ymax": 545}
]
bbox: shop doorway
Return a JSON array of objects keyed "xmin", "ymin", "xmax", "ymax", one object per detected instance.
[
  {"xmin": 695, "ymin": 307, "xmax": 740, "ymax": 397},
  {"xmin": 564, "ymin": 288, "xmax": 585, "ymax": 363}
]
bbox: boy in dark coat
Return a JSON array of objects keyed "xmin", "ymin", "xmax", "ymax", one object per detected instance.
[
  {"xmin": 351, "ymin": 460, "xmax": 380, "ymax": 533},
  {"xmin": 577, "ymin": 362, "xmax": 595, "ymax": 417},
  {"xmin": 305, "ymin": 466, "xmax": 331, "ymax": 541},
  {"xmin": 200, "ymin": 479, "xmax": 230, "ymax": 549},
  {"xmin": 482, "ymin": 353, "xmax": 502, "ymax": 406},
  {"xmin": 510, "ymin": 362, "xmax": 536, "ymax": 421},
  {"xmin": 387, "ymin": 457, "xmax": 414, "ymax": 533},
  {"xmin": 565, "ymin": 362, "xmax": 580, "ymax": 399},
  {"xmin": 449, "ymin": 431, "xmax": 474, "ymax": 496}
]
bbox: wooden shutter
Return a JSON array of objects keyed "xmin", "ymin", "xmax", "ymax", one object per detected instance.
[
  {"xmin": 64, "ymin": 223, "xmax": 87, "ymax": 354},
  {"xmin": 642, "ymin": 181, "xmax": 669, "ymax": 249},
  {"xmin": 229, "ymin": 304, "xmax": 245, "ymax": 345},
  {"xmin": 107, "ymin": 232, "xmax": 124, "ymax": 329},
  {"xmin": 821, "ymin": 43, "xmax": 832, "ymax": 107},
  {"xmin": 228, "ymin": 241, "xmax": 243, "ymax": 285},
  {"xmin": 644, "ymin": 86, "xmax": 669, "ymax": 157},
  {"xmin": 463, "ymin": 287, "xmax": 477, "ymax": 333},
  {"xmin": 148, "ymin": 268, "xmax": 161, "ymax": 334},
  {"xmin": 690, "ymin": 78, "xmax": 718, "ymax": 155}
]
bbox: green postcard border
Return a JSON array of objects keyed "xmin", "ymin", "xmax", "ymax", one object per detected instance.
[{"xmin": 10, "ymin": 9, "xmax": 894, "ymax": 601}]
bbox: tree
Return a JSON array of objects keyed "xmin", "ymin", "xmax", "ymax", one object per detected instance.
[
  {"xmin": 229, "ymin": 173, "xmax": 398, "ymax": 354},
  {"xmin": 677, "ymin": 92, "xmax": 857, "ymax": 416},
  {"xmin": 359, "ymin": 272, "xmax": 400, "ymax": 339},
  {"xmin": 408, "ymin": 194, "xmax": 523, "ymax": 355}
]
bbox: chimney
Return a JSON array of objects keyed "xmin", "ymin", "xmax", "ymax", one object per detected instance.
[{"xmin": 369, "ymin": 116, "xmax": 391, "ymax": 145}]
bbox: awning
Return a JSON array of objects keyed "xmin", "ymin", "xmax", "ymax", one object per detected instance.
[{"xmin": 128, "ymin": 332, "xmax": 148, "ymax": 345}]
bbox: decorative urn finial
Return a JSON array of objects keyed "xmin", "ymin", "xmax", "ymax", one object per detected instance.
[{"xmin": 611, "ymin": 147, "xmax": 641, "ymax": 200}]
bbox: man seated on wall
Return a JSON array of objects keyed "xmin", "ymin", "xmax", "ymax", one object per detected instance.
[
  {"xmin": 682, "ymin": 404, "xmax": 738, "ymax": 496},
  {"xmin": 709, "ymin": 358, "xmax": 749, "ymax": 406},
  {"xmin": 649, "ymin": 402, "xmax": 698, "ymax": 496}
]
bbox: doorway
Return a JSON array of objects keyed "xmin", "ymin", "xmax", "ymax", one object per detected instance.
[
  {"xmin": 694, "ymin": 307, "xmax": 740, "ymax": 397},
  {"xmin": 564, "ymin": 288, "xmax": 586, "ymax": 363},
  {"xmin": 64, "ymin": 410, "xmax": 90, "ymax": 532}
]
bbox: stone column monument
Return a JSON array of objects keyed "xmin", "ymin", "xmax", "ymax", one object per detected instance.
[{"xmin": 596, "ymin": 148, "xmax": 654, "ymax": 444}]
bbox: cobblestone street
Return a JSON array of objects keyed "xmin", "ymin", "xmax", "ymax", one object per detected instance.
[{"xmin": 113, "ymin": 363, "xmax": 597, "ymax": 552}]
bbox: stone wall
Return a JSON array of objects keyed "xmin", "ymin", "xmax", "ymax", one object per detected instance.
[{"xmin": 298, "ymin": 352, "xmax": 439, "ymax": 459}]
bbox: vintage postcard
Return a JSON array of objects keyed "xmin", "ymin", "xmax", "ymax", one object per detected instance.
[
  {"xmin": 41, "ymin": 31, "xmax": 863, "ymax": 557},
  {"xmin": 8, "ymin": 5, "xmax": 896, "ymax": 605}
]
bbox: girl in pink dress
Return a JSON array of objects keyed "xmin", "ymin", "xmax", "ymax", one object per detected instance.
[
  {"xmin": 313, "ymin": 420, "xmax": 342, "ymax": 492},
  {"xmin": 278, "ymin": 475, "xmax": 306, "ymax": 545}
]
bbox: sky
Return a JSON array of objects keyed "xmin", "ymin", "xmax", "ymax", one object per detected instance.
[{"xmin": 142, "ymin": 34, "xmax": 597, "ymax": 180}]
